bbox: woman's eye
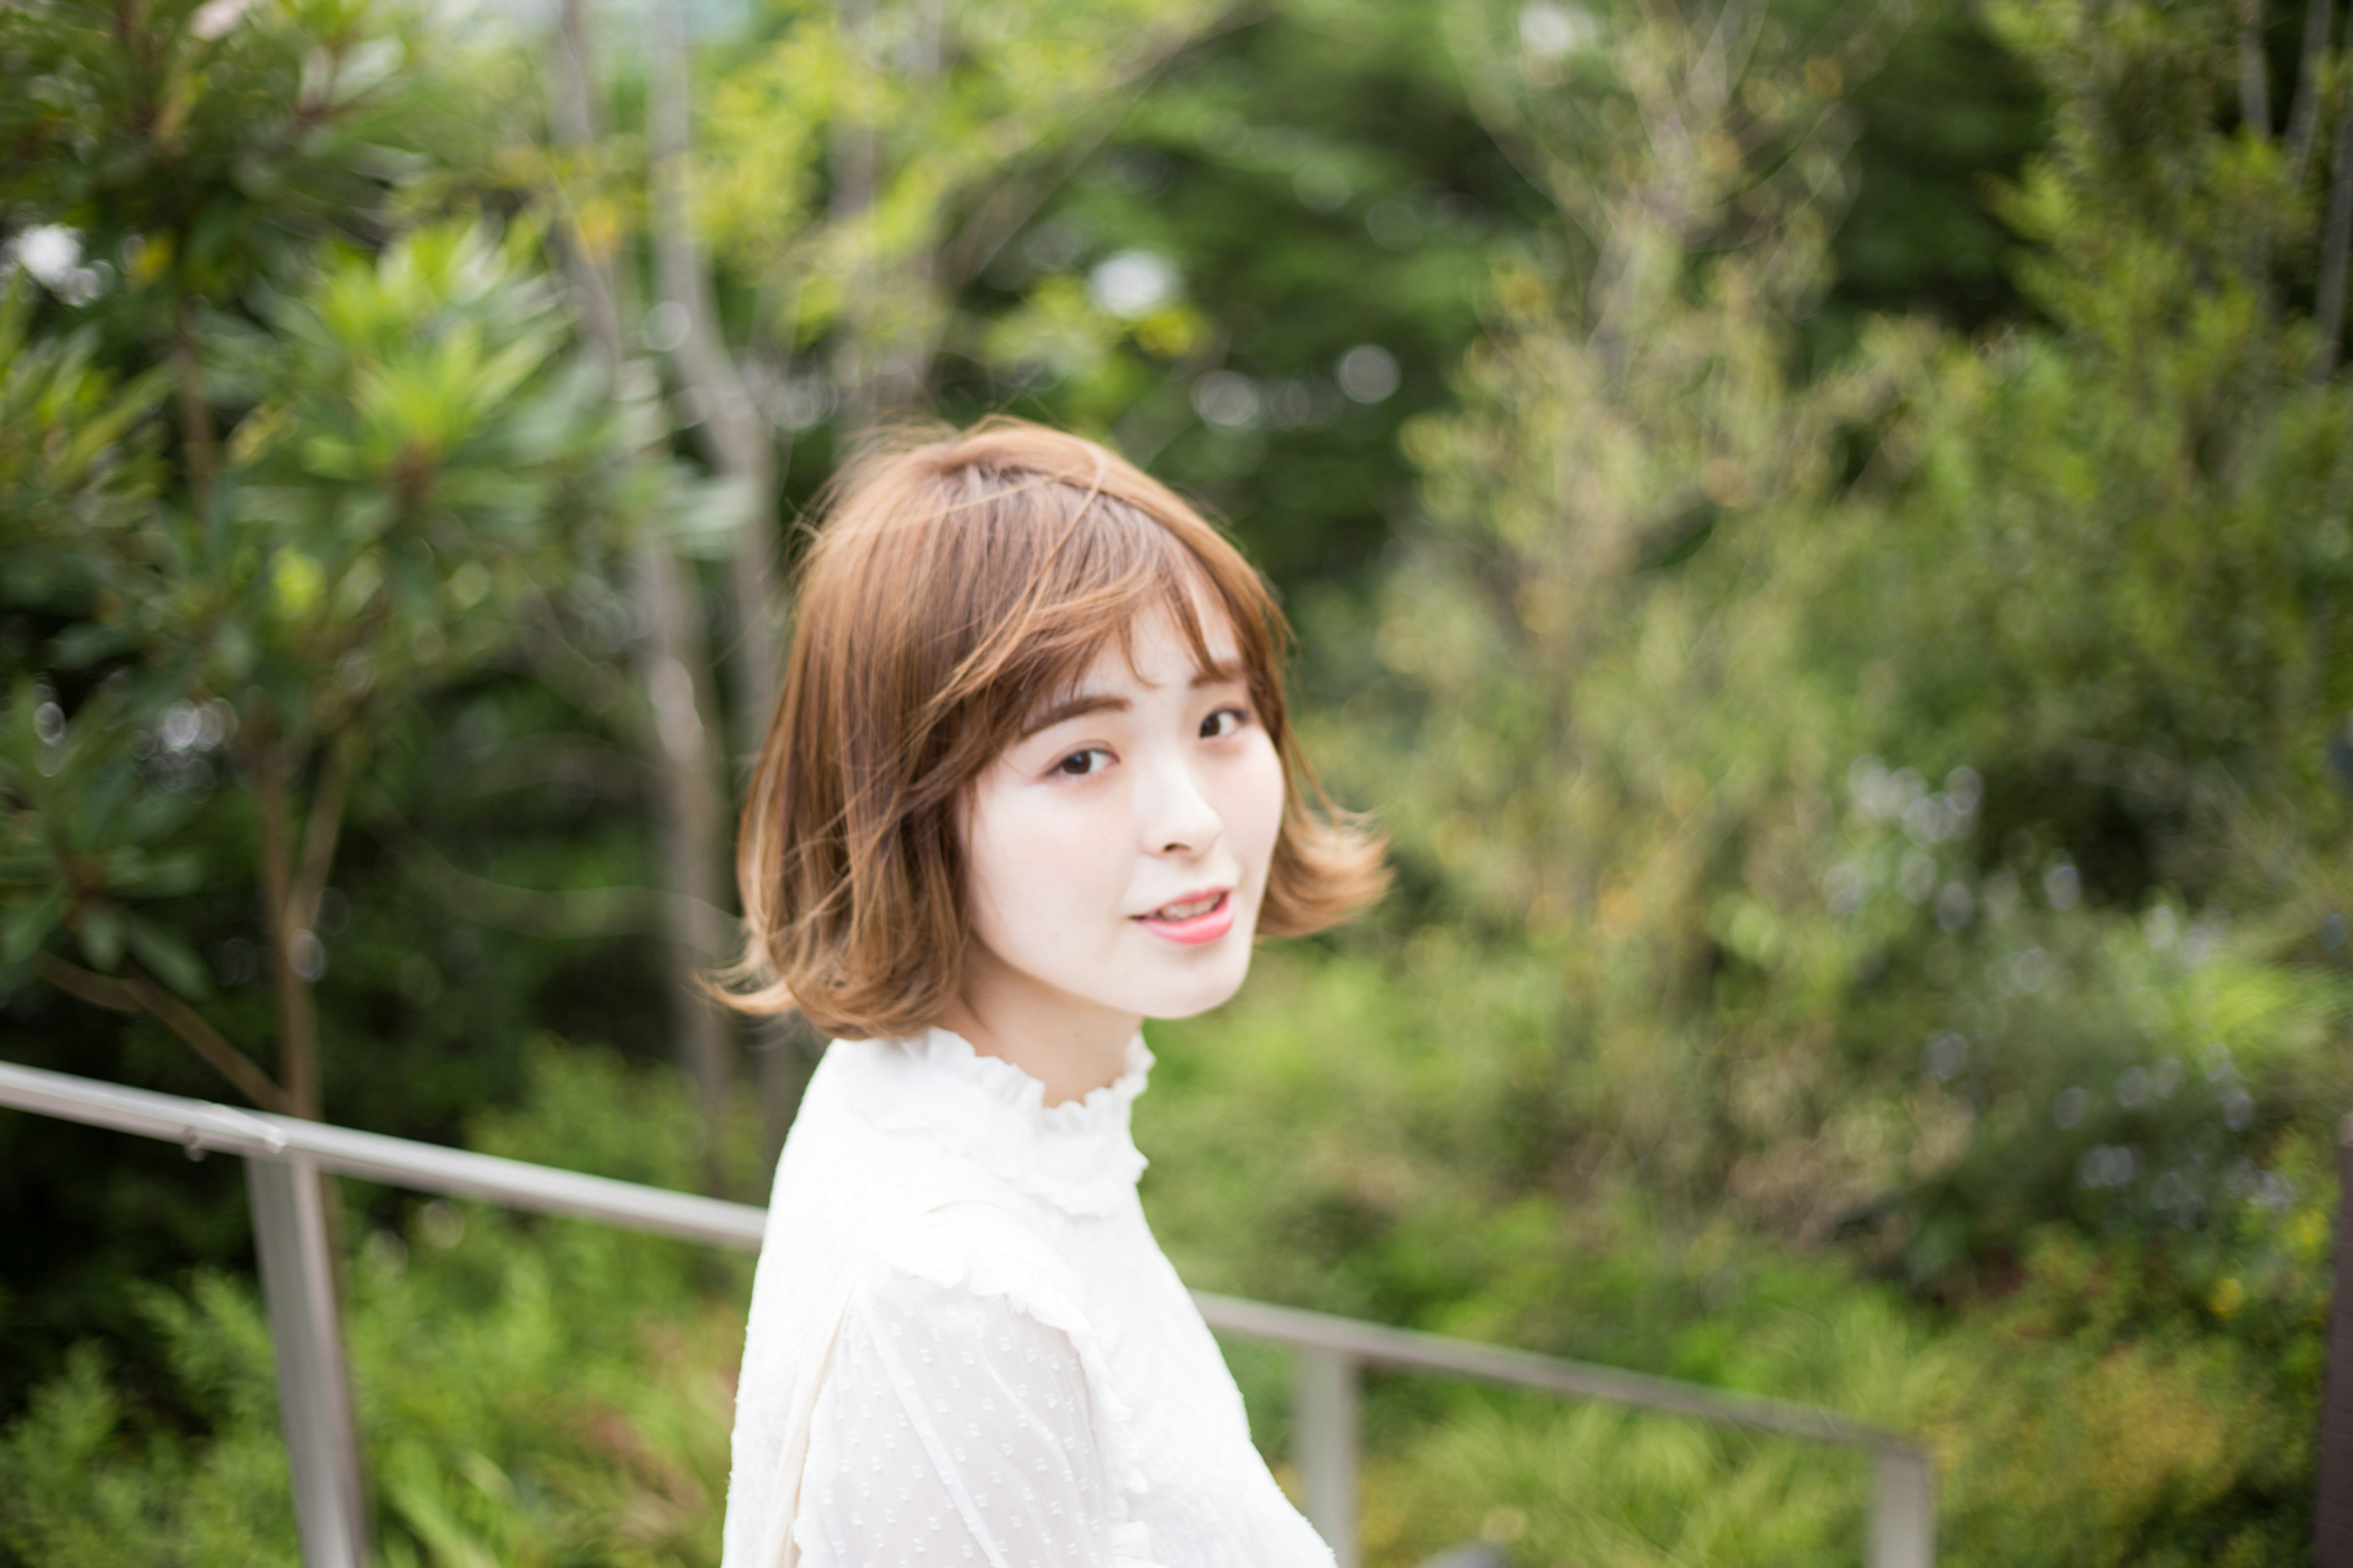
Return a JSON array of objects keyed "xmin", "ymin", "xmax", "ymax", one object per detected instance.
[
  {"xmin": 1055, "ymin": 748, "xmax": 1112, "ymax": 777},
  {"xmin": 1200, "ymin": 706, "xmax": 1248, "ymax": 740}
]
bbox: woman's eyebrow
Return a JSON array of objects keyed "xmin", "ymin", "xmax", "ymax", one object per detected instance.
[
  {"xmin": 1018, "ymin": 660, "xmax": 1248, "ymax": 740},
  {"xmin": 1018, "ymin": 692, "xmax": 1128, "ymax": 740},
  {"xmin": 1191, "ymin": 658, "xmax": 1249, "ymax": 688}
]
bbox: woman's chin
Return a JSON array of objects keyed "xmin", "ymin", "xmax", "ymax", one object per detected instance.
[{"xmin": 1125, "ymin": 953, "xmax": 1256, "ymax": 1023}]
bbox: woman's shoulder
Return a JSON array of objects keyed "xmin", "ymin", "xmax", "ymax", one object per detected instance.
[
  {"xmin": 768, "ymin": 1041, "xmax": 1002, "ymax": 1197},
  {"xmin": 854, "ymin": 1199, "xmax": 1089, "ymax": 1328}
]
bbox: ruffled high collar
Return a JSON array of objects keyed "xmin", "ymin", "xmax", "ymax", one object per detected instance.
[{"xmin": 833, "ymin": 1026, "xmax": 1151, "ymax": 1218}]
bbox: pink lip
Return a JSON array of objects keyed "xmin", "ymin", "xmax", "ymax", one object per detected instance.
[{"xmin": 1134, "ymin": 890, "xmax": 1235, "ymax": 945}]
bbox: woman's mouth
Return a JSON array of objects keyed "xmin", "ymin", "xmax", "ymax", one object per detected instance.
[{"xmin": 1135, "ymin": 890, "xmax": 1235, "ymax": 945}]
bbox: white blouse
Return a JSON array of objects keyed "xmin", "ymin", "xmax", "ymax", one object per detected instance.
[{"xmin": 719, "ymin": 1026, "xmax": 1336, "ymax": 1568}]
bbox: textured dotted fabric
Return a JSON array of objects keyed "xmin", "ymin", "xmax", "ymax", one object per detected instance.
[
  {"xmin": 720, "ymin": 1027, "xmax": 1336, "ymax": 1568},
  {"xmin": 795, "ymin": 1266, "xmax": 1120, "ymax": 1566}
]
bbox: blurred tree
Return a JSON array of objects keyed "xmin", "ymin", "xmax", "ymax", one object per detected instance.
[
  {"xmin": 0, "ymin": 0, "xmax": 649, "ymax": 1124},
  {"xmin": 648, "ymin": 0, "xmax": 779, "ymax": 858},
  {"xmin": 905, "ymin": 0, "xmax": 2043, "ymax": 596},
  {"xmin": 1343, "ymin": 0, "xmax": 1926, "ymax": 1203},
  {"xmin": 540, "ymin": 0, "xmax": 746, "ymax": 1179},
  {"xmin": 0, "ymin": 218, "xmax": 645, "ymax": 1116},
  {"xmin": 1825, "ymin": 0, "xmax": 2353, "ymax": 1278},
  {"xmin": 944, "ymin": 0, "xmax": 1534, "ymax": 592},
  {"xmin": 695, "ymin": 0, "xmax": 1230, "ymax": 426},
  {"xmin": 0, "ymin": 12, "xmax": 669, "ymax": 1508},
  {"xmin": 1314, "ymin": 0, "xmax": 2353, "ymax": 1273}
]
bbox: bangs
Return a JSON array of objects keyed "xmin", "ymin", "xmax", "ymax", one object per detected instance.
[
  {"xmin": 1007, "ymin": 517, "xmax": 1260, "ymax": 727},
  {"xmin": 914, "ymin": 482, "xmax": 1283, "ymax": 767}
]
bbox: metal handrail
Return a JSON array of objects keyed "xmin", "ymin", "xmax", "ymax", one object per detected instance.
[
  {"xmin": 0, "ymin": 1059, "xmax": 1936, "ymax": 1568},
  {"xmin": 0, "ymin": 1058, "xmax": 765, "ymax": 1246}
]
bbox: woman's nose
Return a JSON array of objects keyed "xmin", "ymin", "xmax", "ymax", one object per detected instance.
[{"xmin": 1138, "ymin": 753, "xmax": 1222, "ymax": 856}]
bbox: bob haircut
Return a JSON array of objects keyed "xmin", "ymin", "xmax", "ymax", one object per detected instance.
[{"xmin": 725, "ymin": 415, "xmax": 1389, "ymax": 1041}]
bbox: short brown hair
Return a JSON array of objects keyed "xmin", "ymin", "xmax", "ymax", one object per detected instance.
[{"xmin": 724, "ymin": 415, "xmax": 1387, "ymax": 1039}]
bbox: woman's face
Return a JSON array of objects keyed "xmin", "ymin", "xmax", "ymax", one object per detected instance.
[{"xmin": 957, "ymin": 599, "xmax": 1286, "ymax": 1051}]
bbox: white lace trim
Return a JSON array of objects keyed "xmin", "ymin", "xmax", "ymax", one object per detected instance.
[{"xmin": 833, "ymin": 1027, "xmax": 1152, "ymax": 1219}]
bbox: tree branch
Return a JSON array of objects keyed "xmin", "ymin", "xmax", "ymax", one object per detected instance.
[
  {"xmin": 2313, "ymin": 69, "xmax": 2353, "ymax": 380},
  {"xmin": 40, "ymin": 953, "xmax": 294, "ymax": 1114},
  {"xmin": 461, "ymin": 732, "xmax": 647, "ymax": 801},
  {"xmin": 249, "ymin": 724, "xmax": 322, "ymax": 1118},
  {"xmin": 2239, "ymin": 0, "xmax": 2273, "ymax": 138},
  {"xmin": 650, "ymin": 0, "xmax": 782, "ymax": 751},
  {"xmin": 2287, "ymin": 0, "xmax": 2333, "ymax": 177},
  {"xmin": 933, "ymin": 6, "xmax": 1262, "ymax": 295},
  {"xmin": 290, "ymin": 734, "xmax": 357, "ymax": 939},
  {"xmin": 550, "ymin": 0, "xmax": 628, "ymax": 371},
  {"xmin": 172, "ymin": 293, "xmax": 216, "ymax": 518},
  {"xmin": 369, "ymin": 805, "xmax": 722, "ymax": 945}
]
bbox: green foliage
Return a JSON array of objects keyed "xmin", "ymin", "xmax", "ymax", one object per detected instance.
[
  {"xmin": 1148, "ymin": 946, "xmax": 2333, "ymax": 1566},
  {"xmin": 0, "ymin": 0, "xmax": 439, "ymax": 300},
  {"xmin": 698, "ymin": 0, "xmax": 1229, "ymax": 390},
  {"xmin": 4, "ymin": 0, "xmax": 2349, "ymax": 1562},
  {"xmin": 194, "ymin": 216, "xmax": 649, "ymax": 735},
  {"xmin": 1284, "ymin": 0, "xmax": 2353, "ymax": 1271},
  {"xmin": 0, "ymin": 1042, "xmax": 749, "ymax": 1568},
  {"xmin": 0, "ymin": 1332, "xmax": 297, "ymax": 1567},
  {"xmin": 0, "ymin": 0, "xmax": 658, "ymax": 1149},
  {"xmin": 0, "ymin": 208, "xmax": 645, "ymax": 1017},
  {"xmin": 0, "ymin": 282, "xmax": 165, "ymax": 581},
  {"xmin": 0, "ymin": 674, "xmax": 209, "ymax": 988}
]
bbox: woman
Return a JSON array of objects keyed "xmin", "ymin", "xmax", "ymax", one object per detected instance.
[{"xmin": 719, "ymin": 417, "xmax": 1387, "ymax": 1567}]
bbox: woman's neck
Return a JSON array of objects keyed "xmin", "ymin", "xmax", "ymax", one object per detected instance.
[{"xmin": 941, "ymin": 952, "xmax": 1141, "ymax": 1107}]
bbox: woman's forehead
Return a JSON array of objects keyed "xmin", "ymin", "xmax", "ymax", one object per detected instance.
[{"xmin": 1080, "ymin": 593, "xmax": 1245, "ymax": 691}]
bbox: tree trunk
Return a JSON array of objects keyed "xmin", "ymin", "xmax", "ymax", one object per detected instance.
[
  {"xmin": 246, "ymin": 721, "xmax": 355, "ymax": 1438},
  {"xmin": 830, "ymin": 0, "xmax": 884, "ymax": 431},
  {"xmin": 871, "ymin": 0, "xmax": 946, "ymax": 410},
  {"xmin": 2240, "ymin": 0, "xmax": 2273, "ymax": 139},
  {"xmin": 2287, "ymin": 0, "xmax": 2334, "ymax": 178},
  {"xmin": 553, "ymin": 0, "xmax": 741, "ymax": 1187},
  {"xmin": 252, "ymin": 731, "xmax": 323, "ymax": 1120},
  {"xmin": 651, "ymin": 0, "xmax": 805, "ymax": 1162},
  {"xmin": 551, "ymin": 0, "xmax": 626, "ymax": 369},
  {"xmin": 172, "ymin": 294, "xmax": 216, "ymax": 518},
  {"xmin": 2316, "ymin": 64, "xmax": 2353, "ymax": 380},
  {"xmin": 650, "ymin": 0, "xmax": 783, "ymax": 760},
  {"xmin": 635, "ymin": 543, "xmax": 738, "ymax": 1181}
]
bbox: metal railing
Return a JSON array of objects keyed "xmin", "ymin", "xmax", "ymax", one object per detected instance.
[{"xmin": 0, "ymin": 1059, "xmax": 1936, "ymax": 1568}]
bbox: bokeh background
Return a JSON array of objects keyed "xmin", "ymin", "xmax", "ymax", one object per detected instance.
[{"xmin": 2, "ymin": 0, "xmax": 2349, "ymax": 1561}]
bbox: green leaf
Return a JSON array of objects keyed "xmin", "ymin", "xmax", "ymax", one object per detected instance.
[
  {"xmin": 123, "ymin": 916, "xmax": 210, "ymax": 1001},
  {"xmin": 1, "ymin": 884, "xmax": 64, "ymax": 964},
  {"xmin": 78, "ymin": 904, "xmax": 123, "ymax": 973},
  {"xmin": 117, "ymin": 848, "xmax": 204, "ymax": 899},
  {"xmin": 47, "ymin": 621, "xmax": 137, "ymax": 670}
]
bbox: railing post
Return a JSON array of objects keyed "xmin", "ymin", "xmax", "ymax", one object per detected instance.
[
  {"xmin": 248, "ymin": 1154, "xmax": 370, "ymax": 1568},
  {"xmin": 1294, "ymin": 1346, "xmax": 1359, "ymax": 1568},
  {"xmin": 1871, "ymin": 1447, "xmax": 1934, "ymax": 1568}
]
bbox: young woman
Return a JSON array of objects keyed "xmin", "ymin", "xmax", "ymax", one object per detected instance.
[{"xmin": 718, "ymin": 418, "xmax": 1387, "ymax": 1567}]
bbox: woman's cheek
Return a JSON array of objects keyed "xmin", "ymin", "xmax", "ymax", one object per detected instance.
[
  {"xmin": 1010, "ymin": 786, "xmax": 1126, "ymax": 901},
  {"xmin": 1237, "ymin": 738, "xmax": 1287, "ymax": 881}
]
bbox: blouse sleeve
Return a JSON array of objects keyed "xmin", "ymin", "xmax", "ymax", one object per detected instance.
[{"xmin": 790, "ymin": 1253, "xmax": 1138, "ymax": 1568}]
